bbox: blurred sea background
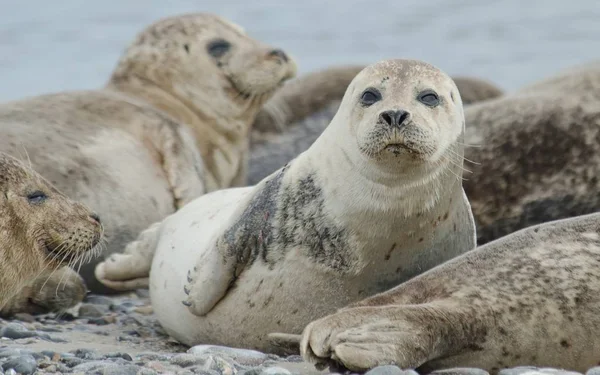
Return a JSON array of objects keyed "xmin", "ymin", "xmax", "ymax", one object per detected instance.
[{"xmin": 1, "ymin": 0, "xmax": 599, "ymax": 102}]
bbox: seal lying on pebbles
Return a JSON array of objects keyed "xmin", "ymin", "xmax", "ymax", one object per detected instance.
[
  {"xmin": 294, "ymin": 212, "xmax": 600, "ymax": 374},
  {"xmin": 0, "ymin": 13, "xmax": 296, "ymax": 295},
  {"xmin": 95, "ymin": 58, "xmax": 476, "ymax": 352},
  {"xmin": 0, "ymin": 152, "xmax": 102, "ymax": 310},
  {"xmin": 248, "ymin": 66, "xmax": 504, "ymax": 185}
]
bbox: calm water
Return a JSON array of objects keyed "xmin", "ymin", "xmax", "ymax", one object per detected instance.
[{"xmin": 1, "ymin": 0, "xmax": 599, "ymax": 102}]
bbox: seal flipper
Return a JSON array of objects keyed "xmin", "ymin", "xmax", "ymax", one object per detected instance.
[
  {"xmin": 181, "ymin": 236, "xmax": 248, "ymax": 316},
  {"xmin": 183, "ymin": 167, "xmax": 287, "ymax": 316}
]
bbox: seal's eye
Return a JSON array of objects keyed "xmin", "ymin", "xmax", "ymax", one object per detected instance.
[
  {"xmin": 27, "ymin": 191, "xmax": 47, "ymax": 204},
  {"xmin": 417, "ymin": 90, "xmax": 440, "ymax": 107},
  {"xmin": 207, "ymin": 39, "xmax": 231, "ymax": 58},
  {"xmin": 360, "ymin": 88, "xmax": 382, "ymax": 106}
]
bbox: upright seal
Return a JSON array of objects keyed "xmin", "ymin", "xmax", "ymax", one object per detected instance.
[
  {"xmin": 0, "ymin": 13, "xmax": 296, "ymax": 297},
  {"xmin": 95, "ymin": 59, "xmax": 476, "ymax": 353},
  {"xmin": 0, "ymin": 152, "xmax": 102, "ymax": 311},
  {"xmin": 248, "ymin": 65, "xmax": 504, "ymax": 184},
  {"xmin": 296, "ymin": 212, "xmax": 600, "ymax": 374}
]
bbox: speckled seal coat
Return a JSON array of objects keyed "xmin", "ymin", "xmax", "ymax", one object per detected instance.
[
  {"xmin": 95, "ymin": 59, "xmax": 476, "ymax": 353},
  {"xmin": 463, "ymin": 61, "xmax": 600, "ymax": 244},
  {"xmin": 299, "ymin": 212, "xmax": 600, "ymax": 374},
  {"xmin": 0, "ymin": 13, "xmax": 296, "ymax": 295}
]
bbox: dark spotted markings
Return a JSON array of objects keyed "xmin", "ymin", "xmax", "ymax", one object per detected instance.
[{"xmin": 216, "ymin": 163, "xmax": 352, "ymax": 281}]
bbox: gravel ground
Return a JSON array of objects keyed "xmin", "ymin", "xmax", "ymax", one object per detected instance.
[{"xmin": 0, "ymin": 292, "xmax": 599, "ymax": 375}]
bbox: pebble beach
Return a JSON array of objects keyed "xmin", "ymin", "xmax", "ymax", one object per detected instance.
[{"xmin": 1, "ymin": 292, "xmax": 599, "ymax": 375}]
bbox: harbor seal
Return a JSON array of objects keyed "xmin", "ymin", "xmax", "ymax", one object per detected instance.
[
  {"xmin": 95, "ymin": 58, "xmax": 476, "ymax": 352},
  {"xmin": 0, "ymin": 13, "xmax": 296, "ymax": 294},
  {"xmin": 0, "ymin": 152, "xmax": 103, "ymax": 311},
  {"xmin": 250, "ymin": 61, "xmax": 600, "ymax": 245},
  {"xmin": 248, "ymin": 66, "xmax": 504, "ymax": 185},
  {"xmin": 293, "ymin": 211, "xmax": 600, "ymax": 374}
]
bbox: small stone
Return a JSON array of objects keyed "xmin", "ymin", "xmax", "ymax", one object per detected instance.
[
  {"xmin": 88, "ymin": 317, "xmax": 112, "ymax": 325},
  {"xmin": 188, "ymin": 345, "xmax": 268, "ymax": 366},
  {"xmin": 171, "ymin": 353, "xmax": 209, "ymax": 368},
  {"xmin": 284, "ymin": 355, "xmax": 303, "ymax": 363},
  {"xmin": 587, "ymin": 368, "xmax": 600, "ymax": 375},
  {"xmin": 1, "ymin": 355, "xmax": 37, "ymax": 375},
  {"xmin": 105, "ymin": 352, "xmax": 133, "ymax": 361},
  {"xmin": 430, "ymin": 368, "xmax": 489, "ymax": 375},
  {"xmin": 11, "ymin": 313, "xmax": 35, "ymax": 323},
  {"xmin": 71, "ymin": 348, "xmax": 102, "ymax": 359},
  {"xmin": 5, "ymin": 369, "xmax": 18, "ymax": 375},
  {"xmin": 365, "ymin": 366, "xmax": 416, "ymax": 375},
  {"xmin": 0, "ymin": 349, "xmax": 28, "ymax": 358},
  {"xmin": 61, "ymin": 356, "xmax": 86, "ymax": 367},
  {"xmin": 78, "ymin": 303, "xmax": 109, "ymax": 318},
  {"xmin": 134, "ymin": 305, "xmax": 154, "ymax": 315},
  {"xmin": 137, "ymin": 369, "xmax": 159, "ymax": 375},
  {"xmin": 83, "ymin": 294, "xmax": 114, "ymax": 305},
  {"xmin": 0, "ymin": 324, "xmax": 36, "ymax": 340},
  {"xmin": 260, "ymin": 367, "xmax": 293, "ymax": 375},
  {"xmin": 499, "ymin": 368, "xmax": 582, "ymax": 375}
]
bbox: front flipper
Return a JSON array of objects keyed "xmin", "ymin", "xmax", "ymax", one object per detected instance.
[{"xmin": 181, "ymin": 239, "xmax": 245, "ymax": 316}]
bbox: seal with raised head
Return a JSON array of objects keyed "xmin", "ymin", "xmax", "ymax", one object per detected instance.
[
  {"xmin": 248, "ymin": 65, "xmax": 504, "ymax": 185},
  {"xmin": 251, "ymin": 61, "xmax": 600, "ymax": 246},
  {"xmin": 0, "ymin": 152, "xmax": 103, "ymax": 311},
  {"xmin": 94, "ymin": 58, "xmax": 476, "ymax": 352},
  {"xmin": 0, "ymin": 12, "xmax": 296, "ymax": 295},
  {"xmin": 294, "ymin": 212, "xmax": 600, "ymax": 374}
]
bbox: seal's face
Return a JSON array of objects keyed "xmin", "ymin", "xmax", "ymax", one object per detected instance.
[
  {"xmin": 111, "ymin": 13, "xmax": 297, "ymax": 119},
  {"xmin": 347, "ymin": 60, "xmax": 464, "ymax": 166},
  {"xmin": 0, "ymin": 154, "xmax": 103, "ymax": 276}
]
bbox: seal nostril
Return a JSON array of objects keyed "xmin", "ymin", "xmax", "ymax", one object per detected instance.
[
  {"xmin": 268, "ymin": 49, "xmax": 288, "ymax": 62},
  {"xmin": 90, "ymin": 213, "xmax": 101, "ymax": 225},
  {"xmin": 380, "ymin": 111, "xmax": 393, "ymax": 126},
  {"xmin": 380, "ymin": 110, "xmax": 410, "ymax": 128},
  {"xmin": 397, "ymin": 111, "xmax": 410, "ymax": 125}
]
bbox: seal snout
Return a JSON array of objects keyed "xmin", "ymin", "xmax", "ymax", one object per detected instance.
[
  {"xmin": 379, "ymin": 110, "xmax": 411, "ymax": 129},
  {"xmin": 267, "ymin": 49, "xmax": 289, "ymax": 63},
  {"xmin": 89, "ymin": 213, "xmax": 101, "ymax": 225}
]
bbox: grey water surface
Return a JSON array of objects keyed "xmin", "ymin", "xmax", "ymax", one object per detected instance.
[{"xmin": 0, "ymin": 0, "xmax": 599, "ymax": 102}]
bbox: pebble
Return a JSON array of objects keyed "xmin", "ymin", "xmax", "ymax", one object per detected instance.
[
  {"xmin": 366, "ymin": 366, "xmax": 418, "ymax": 375},
  {"xmin": 78, "ymin": 303, "xmax": 109, "ymax": 318},
  {"xmin": 587, "ymin": 368, "xmax": 600, "ymax": 375},
  {"xmin": 431, "ymin": 368, "xmax": 490, "ymax": 375},
  {"xmin": 1, "ymin": 354, "xmax": 37, "ymax": 375},
  {"xmin": 189, "ymin": 345, "xmax": 268, "ymax": 366},
  {"xmin": 499, "ymin": 368, "xmax": 583, "ymax": 375}
]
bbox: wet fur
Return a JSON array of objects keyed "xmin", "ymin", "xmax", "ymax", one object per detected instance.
[{"xmin": 0, "ymin": 153, "xmax": 102, "ymax": 311}]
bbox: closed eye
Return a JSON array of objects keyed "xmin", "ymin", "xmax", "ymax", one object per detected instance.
[{"xmin": 27, "ymin": 191, "xmax": 48, "ymax": 204}]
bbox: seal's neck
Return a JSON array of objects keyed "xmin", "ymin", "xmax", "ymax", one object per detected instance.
[
  {"xmin": 312, "ymin": 138, "xmax": 462, "ymax": 219},
  {"xmin": 105, "ymin": 75, "xmax": 255, "ymax": 190}
]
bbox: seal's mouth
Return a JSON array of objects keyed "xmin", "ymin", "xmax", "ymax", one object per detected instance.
[{"xmin": 43, "ymin": 232, "xmax": 102, "ymax": 265}]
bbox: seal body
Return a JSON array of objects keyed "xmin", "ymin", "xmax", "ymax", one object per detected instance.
[
  {"xmin": 0, "ymin": 13, "xmax": 296, "ymax": 294},
  {"xmin": 299, "ymin": 212, "xmax": 600, "ymax": 374},
  {"xmin": 101, "ymin": 59, "xmax": 476, "ymax": 352}
]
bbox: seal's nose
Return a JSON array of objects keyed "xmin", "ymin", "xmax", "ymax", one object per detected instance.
[
  {"xmin": 379, "ymin": 110, "xmax": 410, "ymax": 129},
  {"xmin": 89, "ymin": 213, "xmax": 101, "ymax": 225},
  {"xmin": 267, "ymin": 49, "xmax": 289, "ymax": 63}
]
